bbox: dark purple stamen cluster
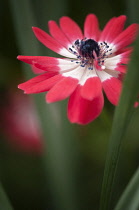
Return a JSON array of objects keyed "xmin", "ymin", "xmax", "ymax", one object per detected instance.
[{"xmin": 75, "ymin": 39, "xmax": 100, "ymax": 59}]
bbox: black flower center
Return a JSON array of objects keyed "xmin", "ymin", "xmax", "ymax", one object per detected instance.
[{"xmin": 77, "ymin": 39, "xmax": 100, "ymax": 59}]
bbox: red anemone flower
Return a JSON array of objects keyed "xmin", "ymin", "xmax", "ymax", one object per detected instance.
[{"xmin": 18, "ymin": 14, "xmax": 138, "ymax": 124}]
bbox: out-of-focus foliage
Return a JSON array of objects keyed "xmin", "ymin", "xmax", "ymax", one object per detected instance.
[{"xmin": 0, "ymin": 0, "xmax": 139, "ymax": 210}]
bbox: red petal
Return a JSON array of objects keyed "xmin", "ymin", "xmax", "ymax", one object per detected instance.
[
  {"xmin": 18, "ymin": 72, "xmax": 56, "ymax": 88},
  {"xmin": 80, "ymin": 77, "xmax": 102, "ymax": 100},
  {"xmin": 67, "ymin": 85, "xmax": 104, "ymax": 124},
  {"xmin": 99, "ymin": 17, "xmax": 116, "ymax": 41},
  {"xmin": 32, "ymin": 27, "xmax": 72, "ymax": 57},
  {"xmin": 17, "ymin": 56, "xmax": 78, "ymax": 72},
  {"xmin": 18, "ymin": 73, "xmax": 62, "ymax": 94},
  {"xmin": 46, "ymin": 77, "xmax": 78, "ymax": 103},
  {"xmin": 17, "ymin": 56, "xmax": 61, "ymax": 72},
  {"xmin": 60, "ymin": 16, "xmax": 83, "ymax": 43},
  {"xmin": 102, "ymin": 77, "xmax": 122, "ymax": 105},
  {"xmin": 115, "ymin": 47, "xmax": 133, "ymax": 55},
  {"xmin": 31, "ymin": 65, "xmax": 45, "ymax": 74},
  {"xmin": 48, "ymin": 20, "xmax": 71, "ymax": 48},
  {"xmin": 118, "ymin": 48, "xmax": 132, "ymax": 64},
  {"xmin": 34, "ymin": 58, "xmax": 79, "ymax": 72},
  {"xmin": 115, "ymin": 66, "xmax": 127, "ymax": 73},
  {"xmin": 104, "ymin": 48, "xmax": 132, "ymax": 71},
  {"xmin": 113, "ymin": 23, "xmax": 139, "ymax": 50},
  {"xmin": 84, "ymin": 14, "xmax": 100, "ymax": 41},
  {"xmin": 17, "ymin": 55, "xmax": 59, "ymax": 65},
  {"xmin": 100, "ymin": 16, "xmax": 126, "ymax": 42}
]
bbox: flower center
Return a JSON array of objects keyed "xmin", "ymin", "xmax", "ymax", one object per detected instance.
[
  {"xmin": 75, "ymin": 39, "xmax": 100, "ymax": 59},
  {"xmin": 69, "ymin": 38, "xmax": 113, "ymax": 70}
]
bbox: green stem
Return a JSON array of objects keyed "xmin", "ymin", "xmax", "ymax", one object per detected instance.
[
  {"xmin": 0, "ymin": 182, "xmax": 13, "ymax": 210},
  {"xmin": 114, "ymin": 167, "xmax": 139, "ymax": 210},
  {"xmin": 99, "ymin": 35, "xmax": 139, "ymax": 210}
]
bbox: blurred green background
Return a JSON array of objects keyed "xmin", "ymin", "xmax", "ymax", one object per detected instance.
[{"xmin": 0, "ymin": 0, "xmax": 139, "ymax": 210}]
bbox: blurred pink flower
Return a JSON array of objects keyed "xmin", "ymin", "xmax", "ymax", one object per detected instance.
[
  {"xmin": 0, "ymin": 90, "xmax": 43, "ymax": 153},
  {"xmin": 134, "ymin": 96, "xmax": 139, "ymax": 108}
]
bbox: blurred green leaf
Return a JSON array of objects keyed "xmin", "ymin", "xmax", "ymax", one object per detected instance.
[
  {"xmin": 99, "ymin": 34, "xmax": 139, "ymax": 210},
  {"xmin": 0, "ymin": 183, "xmax": 13, "ymax": 210},
  {"xmin": 114, "ymin": 167, "xmax": 139, "ymax": 210},
  {"xmin": 127, "ymin": 0, "xmax": 139, "ymax": 23}
]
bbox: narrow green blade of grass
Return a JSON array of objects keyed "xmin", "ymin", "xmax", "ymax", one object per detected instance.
[
  {"xmin": 114, "ymin": 167, "xmax": 139, "ymax": 210},
  {"xmin": 9, "ymin": 1, "xmax": 80, "ymax": 210},
  {"xmin": 113, "ymin": 1, "xmax": 139, "ymax": 209},
  {"xmin": 99, "ymin": 33, "xmax": 139, "ymax": 210},
  {"xmin": 0, "ymin": 183, "xmax": 13, "ymax": 210}
]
